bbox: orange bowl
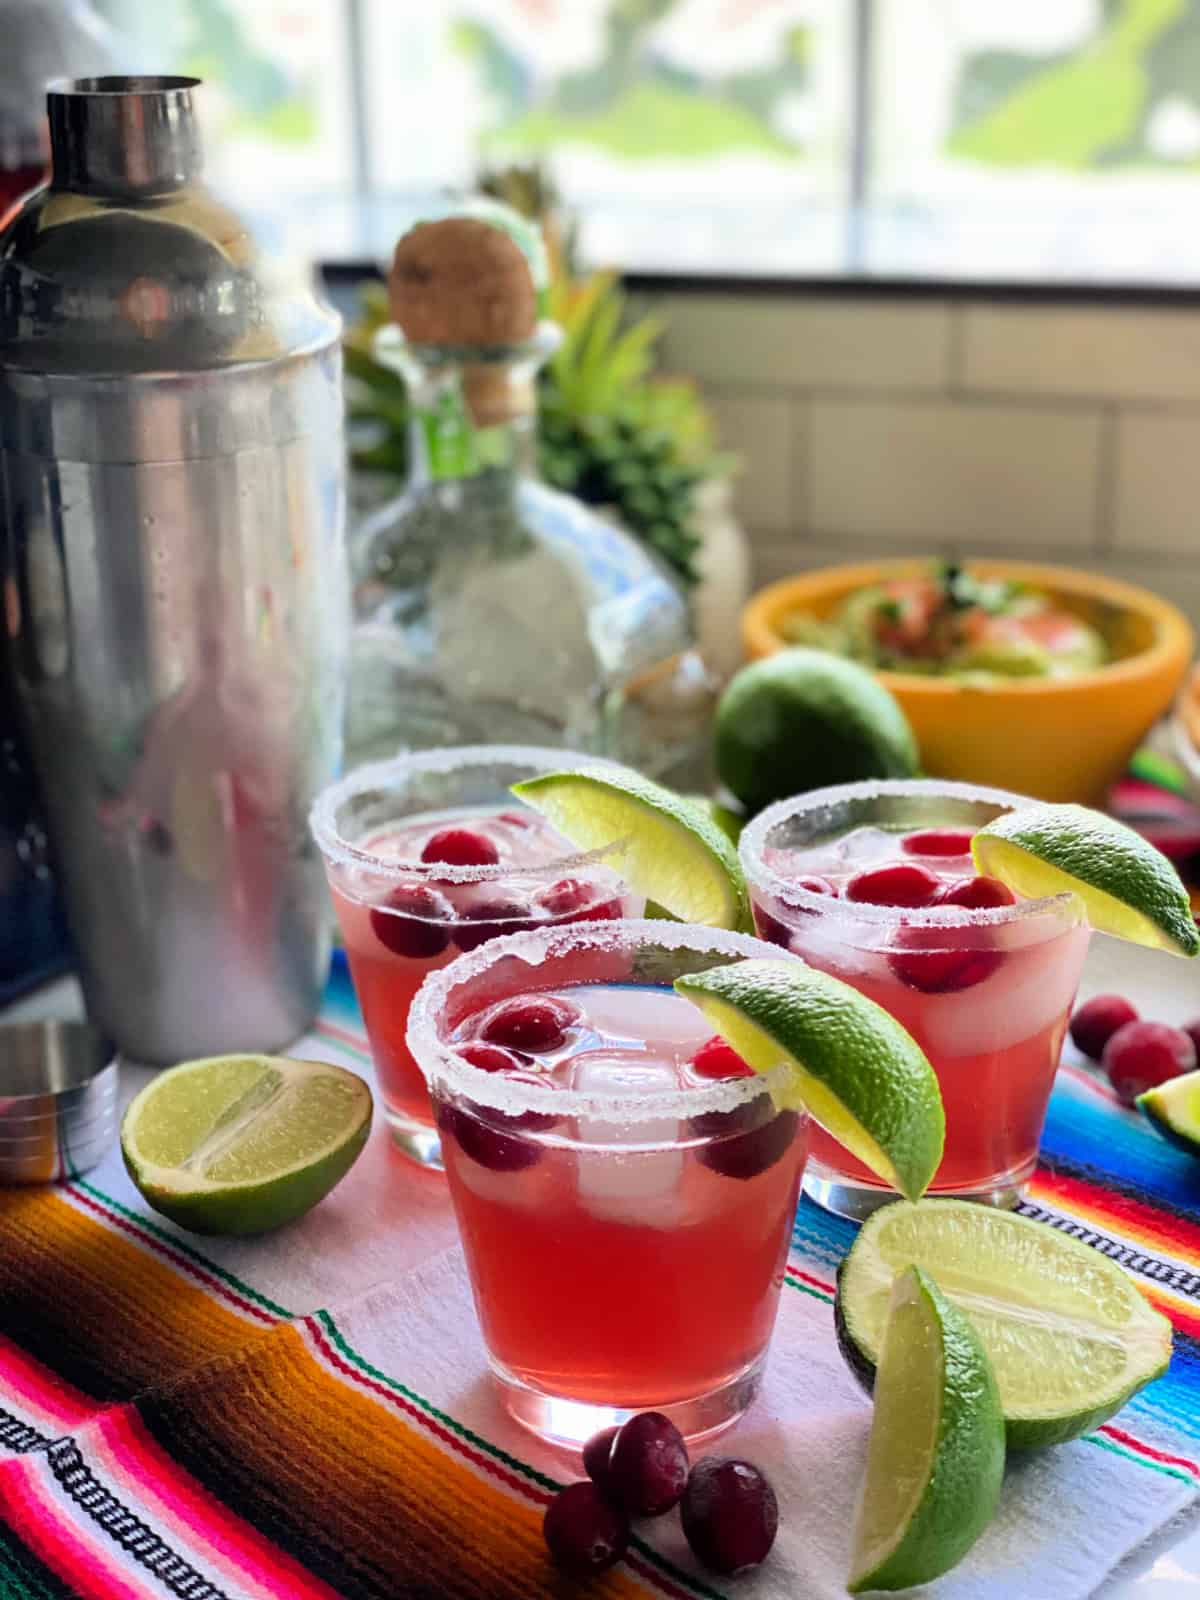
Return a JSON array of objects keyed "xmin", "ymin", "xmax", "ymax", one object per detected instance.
[{"xmin": 741, "ymin": 559, "xmax": 1194, "ymax": 805}]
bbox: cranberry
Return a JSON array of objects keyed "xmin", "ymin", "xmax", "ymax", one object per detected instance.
[
  {"xmin": 698, "ymin": 1108, "xmax": 801, "ymax": 1180},
  {"xmin": 1070, "ymin": 994, "xmax": 1139, "ymax": 1061},
  {"xmin": 1183, "ymin": 1018, "xmax": 1200, "ymax": 1061},
  {"xmin": 419, "ymin": 827, "xmax": 499, "ymax": 867},
  {"xmin": 901, "ymin": 828, "xmax": 976, "ymax": 857},
  {"xmin": 607, "ymin": 1412, "xmax": 689, "ymax": 1518},
  {"xmin": 691, "ymin": 1097, "xmax": 766, "ymax": 1141},
  {"xmin": 752, "ymin": 906, "xmax": 792, "ymax": 948},
  {"xmin": 845, "ymin": 863, "xmax": 941, "ymax": 908},
  {"xmin": 938, "ymin": 875, "xmax": 1017, "ymax": 910},
  {"xmin": 477, "ymin": 1072, "xmax": 560, "ymax": 1135},
  {"xmin": 535, "ymin": 877, "xmax": 624, "ymax": 925},
  {"xmin": 1103, "ymin": 1021, "xmax": 1196, "ymax": 1106},
  {"xmin": 481, "ymin": 995, "xmax": 581, "ymax": 1053},
  {"xmin": 572, "ymin": 897, "xmax": 624, "ymax": 923},
  {"xmin": 690, "ymin": 1036, "xmax": 754, "ymax": 1080},
  {"xmin": 435, "ymin": 1100, "xmax": 540, "ymax": 1172},
  {"xmin": 582, "ymin": 1426, "xmax": 620, "ymax": 1496},
  {"xmin": 796, "ymin": 875, "xmax": 837, "ymax": 897},
  {"xmin": 888, "ymin": 938, "xmax": 1000, "ymax": 994},
  {"xmin": 681, "ymin": 1458, "xmax": 779, "ymax": 1576},
  {"xmin": 536, "ymin": 877, "xmax": 594, "ymax": 917},
  {"xmin": 457, "ymin": 1042, "xmax": 529, "ymax": 1074},
  {"xmin": 452, "ymin": 896, "xmax": 535, "ymax": 952},
  {"xmin": 369, "ymin": 883, "xmax": 454, "ymax": 959},
  {"xmin": 456, "ymin": 1041, "xmax": 556, "ymax": 1127},
  {"xmin": 543, "ymin": 1481, "xmax": 629, "ymax": 1576}
]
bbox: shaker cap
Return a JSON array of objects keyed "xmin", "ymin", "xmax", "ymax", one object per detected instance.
[{"xmin": 0, "ymin": 75, "xmax": 338, "ymax": 376}]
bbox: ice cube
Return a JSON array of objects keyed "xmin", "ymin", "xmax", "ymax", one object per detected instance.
[
  {"xmin": 835, "ymin": 825, "xmax": 899, "ymax": 867},
  {"xmin": 916, "ymin": 929, "xmax": 1090, "ymax": 1059},
  {"xmin": 570, "ymin": 1052, "xmax": 685, "ymax": 1226}
]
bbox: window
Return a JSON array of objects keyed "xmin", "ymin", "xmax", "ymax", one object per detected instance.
[{"xmin": 96, "ymin": 0, "xmax": 1200, "ymax": 280}]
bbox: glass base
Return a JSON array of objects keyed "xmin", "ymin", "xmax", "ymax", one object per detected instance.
[
  {"xmin": 491, "ymin": 1353, "xmax": 766, "ymax": 1451},
  {"xmin": 384, "ymin": 1106, "xmax": 443, "ymax": 1170},
  {"xmin": 802, "ymin": 1157, "xmax": 1034, "ymax": 1222}
]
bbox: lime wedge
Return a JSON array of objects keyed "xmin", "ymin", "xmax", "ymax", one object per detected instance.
[
  {"xmin": 836, "ymin": 1200, "xmax": 1173, "ymax": 1448},
  {"xmin": 121, "ymin": 1054, "xmax": 373, "ymax": 1236},
  {"xmin": 973, "ymin": 803, "xmax": 1200, "ymax": 957},
  {"xmin": 675, "ymin": 959, "xmax": 944, "ymax": 1200},
  {"xmin": 1139, "ymin": 1069, "xmax": 1200, "ymax": 1155},
  {"xmin": 513, "ymin": 767, "xmax": 750, "ymax": 931},
  {"xmin": 848, "ymin": 1265, "xmax": 1005, "ymax": 1594},
  {"xmin": 682, "ymin": 794, "xmax": 745, "ymax": 847}
]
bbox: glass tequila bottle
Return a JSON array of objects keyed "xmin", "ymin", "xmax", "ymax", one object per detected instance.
[{"xmin": 346, "ymin": 321, "xmax": 711, "ymax": 784}]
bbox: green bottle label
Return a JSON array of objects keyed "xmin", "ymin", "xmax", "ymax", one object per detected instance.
[{"xmin": 420, "ymin": 386, "xmax": 477, "ymax": 480}]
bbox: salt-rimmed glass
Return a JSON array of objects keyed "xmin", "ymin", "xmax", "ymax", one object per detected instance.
[
  {"xmin": 407, "ymin": 918, "xmax": 808, "ymax": 1448},
  {"xmin": 309, "ymin": 745, "xmax": 639, "ymax": 1168},
  {"xmin": 740, "ymin": 779, "xmax": 1089, "ymax": 1219}
]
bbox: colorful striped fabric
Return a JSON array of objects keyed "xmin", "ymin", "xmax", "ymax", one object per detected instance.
[{"xmin": 0, "ymin": 956, "xmax": 1199, "ymax": 1597}]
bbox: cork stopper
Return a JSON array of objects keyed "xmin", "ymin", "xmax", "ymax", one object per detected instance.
[{"xmin": 388, "ymin": 215, "xmax": 539, "ymax": 348}]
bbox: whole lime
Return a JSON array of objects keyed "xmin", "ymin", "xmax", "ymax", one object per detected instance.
[{"xmin": 715, "ymin": 648, "xmax": 919, "ymax": 814}]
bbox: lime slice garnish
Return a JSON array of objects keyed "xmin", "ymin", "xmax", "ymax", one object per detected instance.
[
  {"xmin": 121, "ymin": 1054, "xmax": 373, "ymax": 1236},
  {"xmin": 1139, "ymin": 1068, "xmax": 1200, "ymax": 1154},
  {"xmin": 836, "ymin": 1199, "xmax": 1173, "ymax": 1449},
  {"xmin": 973, "ymin": 803, "xmax": 1200, "ymax": 957},
  {"xmin": 674, "ymin": 958, "xmax": 944, "ymax": 1201},
  {"xmin": 512, "ymin": 768, "xmax": 750, "ymax": 931},
  {"xmin": 684, "ymin": 794, "xmax": 745, "ymax": 846},
  {"xmin": 848, "ymin": 1265, "xmax": 1005, "ymax": 1594}
]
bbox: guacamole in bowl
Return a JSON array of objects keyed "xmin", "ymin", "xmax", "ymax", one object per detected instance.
[{"xmin": 778, "ymin": 562, "xmax": 1108, "ymax": 682}]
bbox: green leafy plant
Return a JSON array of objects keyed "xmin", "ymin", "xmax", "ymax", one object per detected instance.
[{"xmin": 345, "ymin": 205, "xmax": 730, "ymax": 587}]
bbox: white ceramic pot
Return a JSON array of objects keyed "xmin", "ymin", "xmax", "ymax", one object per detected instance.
[{"xmin": 691, "ymin": 475, "xmax": 752, "ymax": 683}]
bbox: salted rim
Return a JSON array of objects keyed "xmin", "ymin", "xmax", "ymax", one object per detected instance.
[
  {"xmin": 308, "ymin": 745, "xmax": 630, "ymax": 885},
  {"xmin": 739, "ymin": 778, "xmax": 1078, "ymax": 928},
  {"xmin": 406, "ymin": 917, "xmax": 795, "ymax": 1124}
]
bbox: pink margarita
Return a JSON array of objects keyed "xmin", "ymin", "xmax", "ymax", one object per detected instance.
[
  {"xmin": 310, "ymin": 747, "xmax": 637, "ymax": 1167},
  {"xmin": 740, "ymin": 780, "xmax": 1089, "ymax": 1219},
  {"xmin": 407, "ymin": 920, "xmax": 808, "ymax": 1447}
]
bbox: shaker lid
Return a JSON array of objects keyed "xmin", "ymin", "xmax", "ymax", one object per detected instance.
[{"xmin": 0, "ymin": 76, "xmax": 338, "ymax": 376}]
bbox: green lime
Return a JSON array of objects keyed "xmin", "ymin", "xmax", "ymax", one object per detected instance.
[
  {"xmin": 1139, "ymin": 1069, "xmax": 1200, "ymax": 1154},
  {"xmin": 512, "ymin": 767, "xmax": 750, "ymax": 931},
  {"xmin": 848, "ymin": 1265, "xmax": 1005, "ymax": 1594},
  {"xmin": 683, "ymin": 794, "xmax": 745, "ymax": 846},
  {"xmin": 973, "ymin": 803, "xmax": 1200, "ymax": 957},
  {"xmin": 836, "ymin": 1200, "xmax": 1173, "ymax": 1449},
  {"xmin": 714, "ymin": 648, "xmax": 919, "ymax": 815},
  {"xmin": 674, "ymin": 958, "xmax": 943, "ymax": 1201},
  {"xmin": 121, "ymin": 1054, "xmax": 373, "ymax": 1236}
]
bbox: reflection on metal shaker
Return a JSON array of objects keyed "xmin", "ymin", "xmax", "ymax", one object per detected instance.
[{"xmin": 0, "ymin": 76, "xmax": 348, "ymax": 1063}]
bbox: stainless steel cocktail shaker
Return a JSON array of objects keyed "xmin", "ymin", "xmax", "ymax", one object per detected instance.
[{"xmin": 0, "ymin": 77, "xmax": 347, "ymax": 1064}]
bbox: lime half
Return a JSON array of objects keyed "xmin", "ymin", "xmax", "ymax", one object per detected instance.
[
  {"xmin": 675, "ymin": 959, "xmax": 944, "ymax": 1201},
  {"xmin": 513, "ymin": 767, "xmax": 750, "ymax": 931},
  {"xmin": 121, "ymin": 1054, "xmax": 373, "ymax": 1236},
  {"xmin": 1139, "ymin": 1069, "xmax": 1200, "ymax": 1155},
  {"xmin": 837, "ymin": 1200, "xmax": 1173, "ymax": 1449},
  {"xmin": 973, "ymin": 803, "xmax": 1199, "ymax": 957},
  {"xmin": 848, "ymin": 1265, "xmax": 1005, "ymax": 1594}
]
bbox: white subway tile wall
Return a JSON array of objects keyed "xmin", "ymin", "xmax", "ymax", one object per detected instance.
[
  {"xmin": 658, "ymin": 296, "xmax": 951, "ymax": 390},
  {"xmin": 1114, "ymin": 412, "xmax": 1200, "ymax": 554},
  {"xmin": 962, "ymin": 307, "xmax": 1200, "ymax": 403},
  {"xmin": 702, "ymin": 390, "xmax": 797, "ymax": 535},
  {"xmin": 808, "ymin": 398, "xmax": 1101, "ymax": 549},
  {"xmin": 647, "ymin": 291, "xmax": 1200, "ymax": 623}
]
